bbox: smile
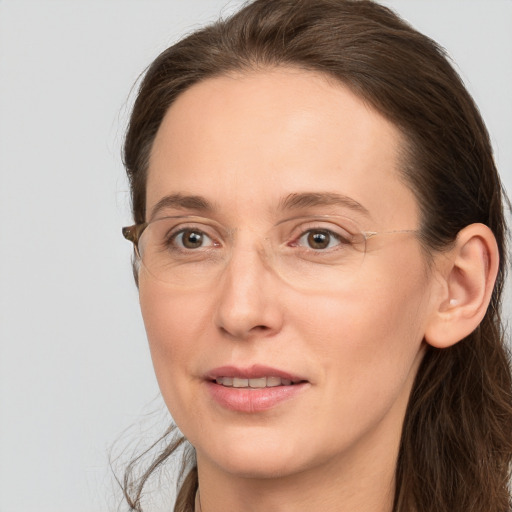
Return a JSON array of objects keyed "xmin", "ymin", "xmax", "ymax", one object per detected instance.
[
  {"xmin": 214, "ymin": 376, "xmax": 299, "ymax": 388},
  {"xmin": 205, "ymin": 365, "xmax": 309, "ymax": 412}
]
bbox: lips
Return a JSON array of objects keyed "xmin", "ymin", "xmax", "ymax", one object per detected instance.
[{"xmin": 205, "ymin": 365, "xmax": 309, "ymax": 412}]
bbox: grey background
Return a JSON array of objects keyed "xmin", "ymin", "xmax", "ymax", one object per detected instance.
[{"xmin": 0, "ymin": 1, "xmax": 511, "ymax": 511}]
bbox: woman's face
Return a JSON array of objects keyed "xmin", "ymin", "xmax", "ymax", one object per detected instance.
[{"xmin": 140, "ymin": 68, "xmax": 438, "ymax": 479}]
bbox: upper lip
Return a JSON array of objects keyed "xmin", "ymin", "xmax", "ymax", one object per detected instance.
[{"xmin": 205, "ymin": 364, "xmax": 307, "ymax": 383}]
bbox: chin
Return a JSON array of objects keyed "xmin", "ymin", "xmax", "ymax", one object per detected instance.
[
  {"xmin": 195, "ymin": 428, "xmax": 310, "ymax": 479},
  {"xmin": 214, "ymin": 453, "xmax": 302, "ymax": 480}
]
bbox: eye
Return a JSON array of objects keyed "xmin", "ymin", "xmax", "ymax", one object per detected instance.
[
  {"xmin": 297, "ymin": 229, "xmax": 350, "ymax": 250},
  {"xmin": 172, "ymin": 228, "xmax": 215, "ymax": 249}
]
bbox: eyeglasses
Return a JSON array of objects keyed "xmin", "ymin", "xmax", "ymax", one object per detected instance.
[{"xmin": 122, "ymin": 215, "xmax": 417, "ymax": 291}]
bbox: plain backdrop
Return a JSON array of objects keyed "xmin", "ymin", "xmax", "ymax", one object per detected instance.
[{"xmin": 0, "ymin": 1, "xmax": 511, "ymax": 511}]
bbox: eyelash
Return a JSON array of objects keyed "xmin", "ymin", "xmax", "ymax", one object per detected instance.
[
  {"xmin": 166, "ymin": 227, "xmax": 217, "ymax": 251},
  {"xmin": 294, "ymin": 228, "xmax": 350, "ymax": 250},
  {"xmin": 164, "ymin": 224, "xmax": 351, "ymax": 252}
]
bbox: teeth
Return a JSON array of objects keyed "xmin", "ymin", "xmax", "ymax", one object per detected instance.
[
  {"xmin": 249, "ymin": 377, "xmax": 267, "ymax": 388},
  {"xmin": 215, "ymin": 376, "xmax": 296, "ymax": 388},
  {"xmin": 266, "ymin": 376, "xmax": 281, "ymax": 387},
  {"xmin": 233, "ymin": 377, "xmax": 249, "ymax": 388}
]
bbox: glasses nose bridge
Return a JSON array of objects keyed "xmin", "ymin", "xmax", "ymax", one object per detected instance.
[{"xmin": 224, "ymin": 225, "xmax": 276, "ymax": 276}]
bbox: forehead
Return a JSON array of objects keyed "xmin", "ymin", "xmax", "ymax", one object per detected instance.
[{"xmin": 147, "ymin": 67, "xmax": 418, "ymax": 228}]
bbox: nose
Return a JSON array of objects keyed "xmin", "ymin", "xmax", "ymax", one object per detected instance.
[{"xmin": 213, "ymin": 244, "xmax": 284, "ymax": 340}]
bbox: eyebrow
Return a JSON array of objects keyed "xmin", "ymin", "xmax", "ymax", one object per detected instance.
[
  {"xmin": 278, "ymin": 192, "xmax": 370, "ymax": 217},
  {"xmin": 149, "ymin": 191, "xmax": 370, "ymax": 221},
  {"xmin": 149, "ymin": 193, "xmax": 215, "ymax": 220}
]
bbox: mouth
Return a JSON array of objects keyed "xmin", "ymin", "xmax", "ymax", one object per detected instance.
[
  {"xmin": 206, "ymin": 364, "xmax": 308, "ymax": 387},
  {"xmin": 212, "ymin": 376, "xmax": 306, "ymax": 388},
  {"xmin": 204, "ymin": 365, "xmax": 309, "ymax": 412}
]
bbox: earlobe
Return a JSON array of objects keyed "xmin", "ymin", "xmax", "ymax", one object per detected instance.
[{"xmin": 424, "ymin": 223, "xmax": 499, "ymax": 349}]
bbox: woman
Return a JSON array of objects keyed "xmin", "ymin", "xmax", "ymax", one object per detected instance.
[{"xmin": 121, "ymin": 0, "xmax": 512, "ymax": 511}]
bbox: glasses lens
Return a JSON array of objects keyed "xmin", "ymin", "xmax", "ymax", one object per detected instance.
[
  {"xmin": 136, "ymin": 216, "xmax": 367, "ymax": 290},
  {"xmin": 137, "ymin": 217, "xmax": 228, "ymax": 287},
  {"xmin": 269, "ymin": 216, "xmax": 366, "ymax": 291}
]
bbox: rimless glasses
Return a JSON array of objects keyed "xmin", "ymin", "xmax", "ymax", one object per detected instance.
[{"xmin": 123, "ymin": 214, "xmax": 418, "ymax": 292}]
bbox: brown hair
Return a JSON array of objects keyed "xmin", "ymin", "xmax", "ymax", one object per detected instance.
[{"xmin": 122, "ymin": 1, "xmax": 512, "ymax": 510}]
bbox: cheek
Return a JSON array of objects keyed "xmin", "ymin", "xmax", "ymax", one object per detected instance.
[
  {"xmin": 296, "ymin": 254, "xmax": 431, "ymax": 413},
  {"xmin": 138, "ymin": 280, "xmax": 210, "ymax": 408},
  {"xmin": 140, "ymin": 278, "xmax": 208, "ymax": 344},
  {"xmin": 300, "ymin": 256, "xmax": 428, "ymax": 345}
]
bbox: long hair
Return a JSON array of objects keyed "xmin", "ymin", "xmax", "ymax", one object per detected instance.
[{"xmin": 122, "ymin": 1, "xmax": 512, "ymax": 510}]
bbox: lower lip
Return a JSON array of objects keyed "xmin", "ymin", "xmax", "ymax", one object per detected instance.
[{"xmin": 205, "ymin": 381, "xmax": 309, "ymax": 412}]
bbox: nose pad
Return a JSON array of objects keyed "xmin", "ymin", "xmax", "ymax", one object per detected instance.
[{"xmin": 213, "ymin": 243, "xmax": 284, "ymax": 340}]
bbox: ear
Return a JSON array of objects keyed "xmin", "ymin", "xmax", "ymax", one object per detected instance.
[{"xmin": 424, "ymin": 223, "xmax": 499, "ymax": 349}]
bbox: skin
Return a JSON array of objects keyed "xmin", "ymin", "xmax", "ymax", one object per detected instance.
[{"xmin": 140, "ymin": 68, "xmax": 444, "ymax": 512}]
